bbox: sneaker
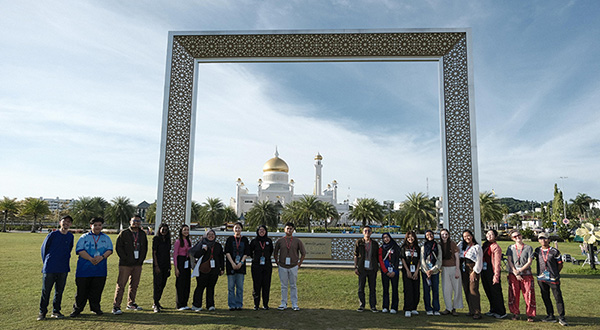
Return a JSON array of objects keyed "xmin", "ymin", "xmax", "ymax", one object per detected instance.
[
  {"xmin": 542, "ymin": 315, "xmax": 557, "ymax": 323},
  {"xmin": 411, "ymin": 310, "xmax": 419, "ymax": 315},
  {"xmin": 558, "ymin": 318, "xmax": 568, "ymax": 326},
  {"xmin": 485, "ymin": 311, "xmax": 495, "ymax": 317},
  {"xmin": 405, "ymin": 311, "xmax": 412, "ymax": 317},
  {"xmin": 178, "ymin": 306, "xmax": 191, "ymax": 311},
  {"xmin": 426, "ymin": 311, "xmax": 434, "ymax": 316},
  {"xmin": 356, "ymin": 306, "xmax": 364, "ymax": 312},
  {"xmin": 126, "ymin": 303, "xmax": 142, "ymax": 311},
  {"xmin": 153, "ymin": 305, "xmax": 160, "ymax": 313},
  {"xmin": 51, "ymin": 312, "xmax": 65, "ymax": 319},
  {"xmin": 208, "ymin": 306, "xmax": 215, "ymax": 311},
  {"xmin": 70, "ymin": 310, "xmax": 81, "ymax": 317},
  {"xmin": 382, "ymin": 308, "xmax": 389, "ymax": 313},
  {"xmin": 111, "ymin": 308, "xmax": 122, "ymax": 315},
  {"xmin": 371, "ymin": 308, "xmax": 378, "ymax": 313},
  {"xmin": 293, "ymin": 306, "xmax": 300, "ymax": 311},
  {"xmin": 191, "ymin": 306, "xmax": 203, "ymax": 312},
  {"xmin": 92, "ymin": 310, "xmax": 104, "ymax": 315},
  {"xmin": 527, "ymin": 317, "xmax": 535, "ymax": 322},
  {"xmin": 37, "ymin": 313, "xmax": 46, "ymax": 321},
  {"xmin": 236, "ymin": 307, "xmax": 242, "ymax": 311},
  {"xmin": 441, "ymin": 309, "xmax": 451, "ymax": 315},
  {"xmin": 390, "ymin": 309, "xmax": 397, "ymax": 314},
  {"xmin": 495, "ymin": 313, "xmax": 508, "ymax": 319},
  {"xmin": 263, "ymin": 306, "xmax": 269, "ymax": 310},
  {"xmin": 434, "ymin": 311, "xmax": 441, "ymax": 316},
  {"xmin": 277, "ymin": 305, "xmax": 287, "ymax": 311},
  {"xmin": 253, "ymin": 306, "xmax": 259, "ymax": 311}
]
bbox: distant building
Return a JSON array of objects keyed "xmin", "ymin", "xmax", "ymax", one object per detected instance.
[
  {"xmin": 42, "ymin": 197, "xmax": 73, "ymax": 213},
  {"xmin": 137, "ymin": 201, "xmax": 151, "ymax": 220},
  {"xmin": 232, "ymin": 149, "xmax": 349, "ymax": 224}
]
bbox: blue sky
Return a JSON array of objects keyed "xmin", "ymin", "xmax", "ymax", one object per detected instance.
[{"xmin": 1, "ymin": 0, "xmax": 599, "ymax": 207}]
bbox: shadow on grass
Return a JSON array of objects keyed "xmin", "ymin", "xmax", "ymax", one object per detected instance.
[{"xmin": 58, "ymin": 308, "xmax": 600, "ymax": 329}]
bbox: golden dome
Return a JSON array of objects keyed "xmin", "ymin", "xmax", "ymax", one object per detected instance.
[
  {"xmin": 263, "ymin": 156, "xmax": 289, "ymax": 173},
  {"xmin": 314, "ymin": 153, "xmax": 323, "ymax": 160}
]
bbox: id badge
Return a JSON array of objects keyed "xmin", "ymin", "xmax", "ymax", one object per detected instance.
[
  {"xmin": 94, "ymin": 251, "xmax": 100, "ymax": 257},
  {"xmin": 184, "ymin": 260, "xmax": 189, "ymax": 269},
  {"xmin": 543, "ymin": 270, "xmax": 550, "ymax": 280},
  {"xmin": 210, "ymin": 259, "xmax": 216, "ymax": 268},
  {"xmin": 364, "ymin": 260, "xmax": 371, "ymax": 269},
  {"xmin": 235, "ymin": 255, "xmax": 241, "ymax": 263},
  {"xmin": 260, "ymin": 256, "xmax": 266, "ymax": 265},
  {"xmin": 482, "ymin": 262, "xmax": 488, "ymax": 271},
  {"xmin": 285, "ymin": 257, "xmax": 291, "ymax": 265},
  {"xmin": 134, "ymin": 250, "xmax": 139, "ymax": 259},
  {"xmin": 410, "ymin": 265, "xmax": 416, "ymax": 273},
  {"xmin": 427, "ymin": 262, "xmax": 433, "ymax": 269},
  {"xmin": 462, "ymin": 263, "xmax": 466, "ymax": 272},
  {"xmin": 388, "ymin": 266, "xmax": 394, "ymax": 273}
]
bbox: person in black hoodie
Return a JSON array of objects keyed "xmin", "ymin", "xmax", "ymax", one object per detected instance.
[
  {"xmin": 378, "ymin": 232, "xmax": 401, "ymax": 314},
  {"xmin": 189, "ymin": 229, "xmax": 224, "ymax": 311},
  {"xmin": 152, "ymin": 223, "xmax": 171, "ymax": 313},
  {"xmin": 249, "ymin": 225, "xmax": 274, "ymax": 310}
]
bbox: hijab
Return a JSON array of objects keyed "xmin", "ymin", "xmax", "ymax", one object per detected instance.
[
  {"xmin": 201, "ymin": 229, "xmax": 217, "ymax": 248},
  {"xmin": 255, "ymin": 225, "xmax": 269, "ymax": 242},
  {"xmin": 423, "ymin": 230, "xmax": 439, "ymax": 263},
  {"xmin": 381, "ymin": 232, "xmax": 399, "ymax": 252}
]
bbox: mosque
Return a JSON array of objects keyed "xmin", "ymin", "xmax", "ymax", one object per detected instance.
[{"xmin": 231, "ymin": 149, "xmax": 350, "ymax": 224}]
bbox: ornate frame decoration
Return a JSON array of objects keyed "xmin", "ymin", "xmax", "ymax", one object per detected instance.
[{"xmin": 157, "ymin": 29, "xmax": 481, "ymax": 241}]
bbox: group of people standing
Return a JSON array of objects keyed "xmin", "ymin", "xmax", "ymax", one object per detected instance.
[
  {"xmin": 38, "ymin": 217, "xmax": 567, "ymax": 326},
  {"xmin": 353, "ymin": 226, "xmax": 568, "ymax": 326}
]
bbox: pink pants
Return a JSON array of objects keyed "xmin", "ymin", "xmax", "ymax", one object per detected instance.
[{"xmin": 507, "ymin": 273, "xmax": 536, "ymax": 317}]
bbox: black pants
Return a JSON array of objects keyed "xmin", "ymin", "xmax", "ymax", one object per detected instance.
[
  {"xmin": 153, "ymin": 268, "xmax": 170, "ymax": 305},
  {"xmin": 193, "ymin": 271, "xmax": 219, "ymax": 308},
  {"xmin": 402, "ymin": 272, "xmax": 420, "ymax": 311},
  {"xmin": 73, "ymin": 276, "xmax": 106, "ymax": 313},
  {"xmin": 481, "ymin": 267, "xmax": 506, "ymax": 315},
  {"xmin": 460, "ymin": 261, "xmax": 481, "ymax": 315},
  {"xmin": 175, "ymin": 256, "xmax": 191, "ymax": 308},
  {"xmin": 538, "ymin": 280, "xmax": 565, "ymax": 319},
  {"xmin": 251, "ymin": 265, "xmax": 272, "ymax": 308},
  {"xmin": 381, "ymin": 272, "xmax": 399, "ymax": 311},
  {"xmin": 358, "ymin": 269, "xmax": 377, "ymax": 309}
]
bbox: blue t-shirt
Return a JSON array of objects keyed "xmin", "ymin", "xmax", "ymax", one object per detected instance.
[
  {"xmin": 75, "ymin": 232, "xmax": 113, "ymax": 278},
  {"xmin": 41, "ymin": 230, "xmax": 74, "ymax": 273}
]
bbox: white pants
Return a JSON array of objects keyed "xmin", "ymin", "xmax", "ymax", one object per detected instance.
[
  {"xmin": 278, "ymin": 266, "xmax": 298, "ymax": 308},
  {"xmin": 441, "ymin": 266, "xmax": 464, "ymax": 310}
]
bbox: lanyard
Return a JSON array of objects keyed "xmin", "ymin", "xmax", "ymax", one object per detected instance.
[
  {"xmin": 92, "ymin": 233, "xmax": 101, "ymax": 250},
  {"xmin": 541, "ymin": 248, "xmax": 550, "ymax": 264},
  {"xmin": 515, "ymin": 244, "xmax": 524, "ymax": 261},
  {"xmin": 209, "ymin": 245, "xmax": 214, "ymax": 260},
  {"xmin": 409, "ymin": 245, "xmax": 416, "ymax": 264},
  {"xmin": 132, "ymin": 231, "xmax": 139, "ymax": 249},
  {"xmin": 234, "ymin": 236, "xmax": 242, "ymax": 253},
  {"xmin": 365, "ymin": 241, "xmax": 371, "ymax": 254},
  {"xmin": 259, "ymin": 241, "xmax": 266, "ymax": 256},
  {"xmin": 463, "ymin": 244, "xmax": 472, "ymax": 258},
  {"xmin": 285, "ymin": 236, "xmax": 293, "ymax": 251}
]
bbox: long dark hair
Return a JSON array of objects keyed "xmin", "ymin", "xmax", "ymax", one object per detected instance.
[
  {"xmin": 158, "ymin": 223, "xmax": 171, "ymax": 242},
  {"xmin": 461, "ymin": 229, "xmax": 478, "ymax": 250},
  {"xmin": 402, "ymin": 230, "xmax": 418, "ymax": 248},
  {"xmin": 178, "ymin": 224, "xmax": 191, "ymax": 248},
  {"xmin": 440, "ymin": 228, "xmax": 452, "ymax": 260}
]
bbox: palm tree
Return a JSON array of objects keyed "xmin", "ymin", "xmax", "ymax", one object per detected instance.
[
  {"xmin": 349, "ymin": 198, "xmax": 384, "ymax": 227},
  {"xmin": 320, "ymin": 201, "xmax": 340, "ymax": 232},
  {"xmin": 199, "ymin": 197, "xmax": 225, "ymax": 227},
  {"xmin": 291, "ymin": 195, "xmax": 324, "ymax": 232},
  {"xmin": 223, "ymin": 206, "xmax": 238, "ymax": 224},
  {"xmin": 570, "ymin": 193, "xmax": 598, "ymax": 221},
  {"xmin": 20, "ymin": 197, "xmax": 51, "ymax": 232},
  {"xmin": 146, "ymin": 202, "xmax": 157, "ymax": 224},
  {"xmin": 480, "ymin": 191, "xmax": 503, "ymax": 230},
  {"xmin": 0, "ymin": 197, "xmax": 20, "ymax": 232},
  {"xmin": 246, "ymin": 200, "xmax": 278, "ymax": 231},
  {"xmin": 70, "ymin": 196, "xmax": 107, "ymax": 226},
  {"xmin": 190, "ymin": 200, "xmax": 205, "ymax": 224},
  {"xmin": 402, "ymin": 192, "xmax": 435, "ymax": 232},
  {"xmin": 107, "ymin": 196, "xmax": 135, "ymax": 232}
]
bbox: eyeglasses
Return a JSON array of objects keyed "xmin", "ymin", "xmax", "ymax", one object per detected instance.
[{"xmin": 511, "ymin": 234, "xmax": 521, "ymax": 239}]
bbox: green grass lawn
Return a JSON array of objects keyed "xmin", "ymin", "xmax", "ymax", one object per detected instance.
[{"xmin": 1, "ymin": 232, "xmax": 598, "ymax": 329}]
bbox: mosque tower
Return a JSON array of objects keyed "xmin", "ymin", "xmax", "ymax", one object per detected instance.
[{"xmin": 314, "ymin": 152, "xmax": 323, "ymax": 196}]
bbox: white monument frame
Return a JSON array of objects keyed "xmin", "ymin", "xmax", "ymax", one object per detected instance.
[{"xmin": 156, "ymin": 29, "xmax": 481, "ymax": 241}]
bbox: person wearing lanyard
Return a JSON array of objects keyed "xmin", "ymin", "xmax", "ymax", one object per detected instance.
[
  {"xmin": 400, "ymin": 230, "xmax": 421, "ymax": 317},
  {"xmin": 377, "ymin": 232, "xmax": 400, "ymax": 314},
  {"xmin": 189, "ymin": 229, "xmax": 225, "ymax": 311},
  {"xmin": 421, "ymin": 230, "xmax": 442, "ymax": 316},
  {"xmin": 439, "ymin": 228, "xmax": 463, "ymax": 316},
  {"xmin": 459, "ymin": 229, "xmax": 483, "ymax": 319},
  {"xmin": 534, "ymin": 232, "xmax": 567, "ymax": 326},
  {"xmin": 273, "ymin": 222, "xmax": 306, "ymax": 311},
  {"xmin": 506, "ymin": 229, "xmax": 536, "ymax": 322},
  {"xmin": 225, "ymin": 222, "xmax": 250, "ymax": 310},
  {"xmin": 481, "ymin": 229, "xmax": 507, "ymax": 319},
  {"xmin": 71, "ymin": 217, "xmax": 113, "ymax": 317},
  {"xmin": 354, "ymin": 225, "xmax": 380, "ymax": 313},
  {"xmin": 249, "ymin": 225, "xmax": 274, "ymax": 310},
  {"xmin": 152, "ymin": 223, "xmax": 171, "ymax": 313},
  {"xmin": 112, "ymin": 214, "xmax": 148, "ymax": 315},
  {"xmin": 173, "ymin": 224, "xmax": 192, "ymax": 310}
]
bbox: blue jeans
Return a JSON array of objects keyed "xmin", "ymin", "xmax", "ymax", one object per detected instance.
[
  {"xmin": 227, "ymin": 273, "xmax": 244, "ymax": 308},
  {"xmin": 422, "ymin": 273, "xmax": 440, "ymax": 312},
  {"xmin": 40, "ymin": 272, "xmax": 68, "ymax": 314}
]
